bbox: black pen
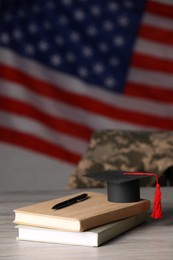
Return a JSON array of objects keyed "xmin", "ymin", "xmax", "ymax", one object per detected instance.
[{"xmin": 52, "ymin": 193, "xmax": 88, "ymax": 210}]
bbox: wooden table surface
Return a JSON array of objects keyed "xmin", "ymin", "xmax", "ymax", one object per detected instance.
[{"xmin": 1, "ymin": 188, "xmax": 173, "ymax": 260}]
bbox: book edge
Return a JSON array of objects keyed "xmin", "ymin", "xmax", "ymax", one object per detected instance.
[{"xmin": 16, "ymin": 212, "xmax": 148, "ymax": 247}]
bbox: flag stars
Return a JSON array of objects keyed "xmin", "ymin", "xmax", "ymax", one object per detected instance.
[
  {"xmin": 55, "ymin": 36, "xmax": 64, "ymax": 45},
  {"xmin": 13, "ymin": 29, "xmax": 23, "ymax": 40},
  {"xmin": 38, "ymin": 41, "xmax": 49, "ymax": 51},
  {"xmin": 50, "ymin": 55, "xmax": 62, "ymax": 66},
  {"xmin": 108, "ymin": 2, "xmax": 119, "ymax": 11},
  {"xmin": 0, "ymin": 33, "xmax": 10, "ymax": 43},
  {"xmin": 70, "ymin": 31, "xmax": 80, "ymax": 42},
  {"xmin": 78, "ymin": 67, "xmax": 88, "ymax": 77},
  {"xmin": 61, "ymin": 0, "xmax": 72, "ymax": 5},
  {"xmin": 25, "ymin": 44, "xmax": 35, "ymax": 55},
  {"xmin": 28, "ymin": 24, "xmax": 38, "ymax": 33},
  {"xmin": 46, "ymin": 1, "xmax": 55, "ymax": 9},
  {"xmin": 74, "ymin": 9, "xmax": 85, "ymax": 21},
  {"xmin": 124, "ymin": 1, "xmax": 133, "ymax": 8},
  {"xmin": 18, "ymin": 10, "xmax": 26, "ymax": 18},
  {"xmin": 58, "ymin": 16, "xmax": 68, "ymax": 25},
  {"xmin": 118, "ymin": 16, "xmax": 129, "ymax": 27},
  {"xmin": 103, "ymin": 20, "xmax": 114, "ymax": 31},
  {"xmin": 90, "ymin": 6, "xmax": 101, "ymax": 16},
  {"xmin": 1, "ymin": 1, "xmax": 138, "ymax": 92},
  {"xmin": 66, "ymin": 52, "xmax": 76, "ymax": 62},
  {"xmin": 113, "ymin": 35, "xmax": 125, "ymax": 47},
  {"xmin": 3, "ymin": 13, "xmax": 12, "ymax": 22},
  {"xmin": 104, "ymin": 77, "xmax": 116, "ymax": 88},
  {"xmin": 110, "ymin": 57, "xmax": 120, "ymax": 67},
  {"xmin": 99, "ymin": 43, "xmax": 108, "ymax": 52},
  {"xmin": 93, "ymin": 63, "xmax": 104, "ymax": 74},
  {"xmin": 87, "ymin": 26, "xmax": 97, "ymax": 36},
  {"xmin": 32, "ymin": 4, "xmax": 40, "ymax": 13},
  {"xmin": 82, "ymin": 46, "xmax": 93, "ymax": 57},
  {"xmin": 43, "ymin": 21, "xmax": 52, "ymax": 30}
]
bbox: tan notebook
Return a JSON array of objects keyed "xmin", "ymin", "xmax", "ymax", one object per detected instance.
[{"xmin": 14, "ymin": 192, "xmax": 150, "ymax": 232}]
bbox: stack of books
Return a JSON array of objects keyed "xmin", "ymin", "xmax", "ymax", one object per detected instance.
[{"xmin": 14, "ymin": 191, "xmax": 150, "ymax": 247}]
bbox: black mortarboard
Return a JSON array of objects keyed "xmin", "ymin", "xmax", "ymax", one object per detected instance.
[
  {"xmin": 85, "ymin": 170, "xmax": 163, "ymax": 219},
  {"xmin": 85, "ymin": 170, "xmax": 148, "ymax": 203}
]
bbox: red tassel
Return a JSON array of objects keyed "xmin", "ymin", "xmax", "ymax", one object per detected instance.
[
  {"xmin": 150, "ymin": 182, "xmax": 163, "ymax": 219},
  {"xmin": 124, "ymin": 171, "xmax": 163, "ymax": 219}
]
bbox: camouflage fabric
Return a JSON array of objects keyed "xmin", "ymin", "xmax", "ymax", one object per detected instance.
[{"xmin": 66, "ymin": 130, "xmax": 173, "ymax": 189}]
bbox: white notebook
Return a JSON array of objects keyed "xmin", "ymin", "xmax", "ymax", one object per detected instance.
[{"xmin": 16, "ymin": 212, "xmax": 147, "ymax": 247}]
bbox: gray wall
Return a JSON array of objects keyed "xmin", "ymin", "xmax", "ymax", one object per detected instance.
[{"xmin": 0, "ymin": 143, "xmax": 75, "ymax": 192}]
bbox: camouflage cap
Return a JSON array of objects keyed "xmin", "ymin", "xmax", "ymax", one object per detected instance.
[{"xmin": 66, "ymin": 130, "xmax": 173, "ymax": 189}]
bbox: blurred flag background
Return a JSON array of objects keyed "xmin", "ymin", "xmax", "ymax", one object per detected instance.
[{"xmin": 1, "ymin": 0, "xmax": 173, "ymax": 190}]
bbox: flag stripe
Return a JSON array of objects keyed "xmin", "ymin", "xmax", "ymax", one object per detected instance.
[
  {"xmin": 131, "ymin": 53, "xmax": 173, "ymax": 74},
  {"xmin": 125, "ymin": 82, "xmax": 173, "ymax": 103},
  {"xmin": 143, "ymin": 13, "xmax": 173, "ymax": 30},
  {"xmin": 0, "ymin": 48, "xmax": 97, "ymax": 97},
  {"xmin": 2, "ymin": 60, "xmax": 173, "ymax": 130},
  {"xmin": 1, "ymin": 79, "xmax": 150, "ymax": 131},
  {"xmin": 128, "ymin": 67, "xmax": 173, "ymax": 90},
  {"xmin": 139, "ymin": 24, "xmax": 173, "ymax": 46},
  {"xmin": 135, "ymin": 38, "xmax": 173, "ymax": 60},
  {"xmin": 1, "ymin": 48, "xmax": 173, "ymax": 116},
  {"xmin": 127, "ymin": 0, "xmax": 173, "ymax": 105},
  {"xmin": 147, "ymin": 0, "xmax": 173, "ymax": 18},
  {"xmin": 0, "ymin": 111, "xmax": 88, "ymax": 154},
  {"xmin": 2, "ymin": 64, "xmax": 173, "ymax": 129},
  {"xmin": 125, "ymin": 0, "xmax": 173, "ymax": 129},
  {"xmin": 0, "ymin": 95, "xmax": 92, "ymax": 141},
  {"xmin": 0, "ymin": 127, "xmax": 81, "ymax": 164}
]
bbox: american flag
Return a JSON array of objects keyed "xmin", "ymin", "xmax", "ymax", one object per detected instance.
[{"xmin": 0, "ymin": 0, "xmax": 173, "ymax": 165}]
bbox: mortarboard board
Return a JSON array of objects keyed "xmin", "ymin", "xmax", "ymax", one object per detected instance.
[{"xmin": 85, "ymin": 170, "xmax": 163, "ymax": 219}]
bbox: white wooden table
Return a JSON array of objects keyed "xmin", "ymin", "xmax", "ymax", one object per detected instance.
[{"xmin": 1, "ymin": 188, "xmax": 173, "ymax": 260}]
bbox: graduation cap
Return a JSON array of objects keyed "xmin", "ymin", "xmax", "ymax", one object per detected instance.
[{"xmin": 85, "ymin": 170, "xmax": 163, "ymax": 219}]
